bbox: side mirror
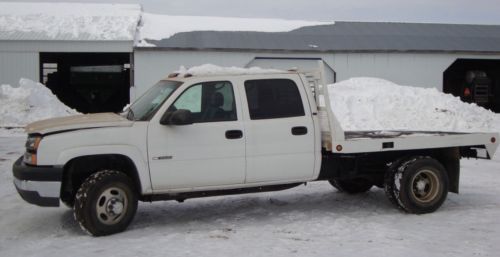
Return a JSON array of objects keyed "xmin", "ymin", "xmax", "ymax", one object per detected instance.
[{"xmin": 160, "ymin": 109, "xmax": 193, "ymax": 125}]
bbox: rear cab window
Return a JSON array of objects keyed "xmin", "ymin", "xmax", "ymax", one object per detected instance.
[{"xmin": 244, "ymin": 79, "xmax": 305, "ymax": 120}]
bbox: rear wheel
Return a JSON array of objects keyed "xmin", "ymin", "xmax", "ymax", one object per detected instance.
[
  {"xmin": 385, "ymin": 156, "xmax": 449, "ymax": 214},
  {"xmin": 329, "ymin": 178, "xmax": 373, "ymax": 194},
  {"xmin": 74, "ymin": 170, "xmax": 138, "ymax": 236}
]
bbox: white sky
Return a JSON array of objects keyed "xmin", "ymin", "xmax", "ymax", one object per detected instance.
[{"xmin": 2, "ymin": 0, "xmax": 500, "ymax": 25}]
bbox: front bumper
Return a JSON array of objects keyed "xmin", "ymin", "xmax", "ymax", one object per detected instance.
[{"xmin": 12, "ymin": 157, "xmax": 63, "ymax": 207}]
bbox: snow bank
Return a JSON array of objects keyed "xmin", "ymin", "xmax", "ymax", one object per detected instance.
[
  {"xmin": 175, "ymin": 64, "xmax": 284, "ymax": 76},
  {"xmin": 0, "ymin": 79, "xmax": 78, "ymax": 130},
  {"xmin": 138, "ymin": 13, "xmax": 334, "ymax": 46},
  {"xmin": 0, "ymin": 2, "xmax": 141, "ymax": 40},
  {"xmin": 328, "ymin": 78, "xmax": 499, "ymax": 132}
]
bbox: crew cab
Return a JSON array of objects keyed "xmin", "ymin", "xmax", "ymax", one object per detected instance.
[{"xmin": 13, "ymin": 69, "xmax": 499, "ymax": 236}]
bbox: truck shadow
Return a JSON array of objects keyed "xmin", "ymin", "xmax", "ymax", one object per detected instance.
[
  {"xmin": 128, "ymin": 186, "xmax": 396, "ymax": 232},
  {"xmin": 57, "ymin": 185, "xmax": 496, "ymax": 236}
]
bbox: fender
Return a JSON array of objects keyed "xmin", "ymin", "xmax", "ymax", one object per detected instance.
[{"xmin": 57, "ymin": 144, "xmax": 152, "ymax": 194}]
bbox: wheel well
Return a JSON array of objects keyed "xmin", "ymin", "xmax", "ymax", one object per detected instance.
[
  {"xmin": 60, "ymin": 154, "xmax": 142, "ymax": 204},
  {"xmin": 320, "ymin": 147, "xmax": 460, "ymax": 193}
]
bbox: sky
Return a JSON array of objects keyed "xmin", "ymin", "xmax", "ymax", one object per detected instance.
[{"xmin": 2, "ymin": 0, "xmax": 500, "ymax": 25}]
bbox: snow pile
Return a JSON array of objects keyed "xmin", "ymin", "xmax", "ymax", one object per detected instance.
[
  {"xmin": 175, "ymin": 64, "xmax": 284, "ymax": 76},
  {"xmin": 138, "ymin": 13, "xmax": 334, "ymax": 46},
  {"xmin": 0, "ymin": 79, "xmax": 78, "ymax": 129},
  {"xmin": 328, "ymin": 78, "xmax": 499, "ymax": 132},
  {"xmin": 0, "ymin": 2, "xmax": 141, "ymax": 41}
]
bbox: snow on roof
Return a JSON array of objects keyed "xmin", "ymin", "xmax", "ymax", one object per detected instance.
[
  {"xmin": 0, "ymin": 2, "xmax": 141, "ymax": 41},
  {"xmin": 137, "ymin": 13, "xmax": 334, "ymax": 46},
  {"xmin": 0, "ymin": 2, "xmax": 332, "ymax": 44}
]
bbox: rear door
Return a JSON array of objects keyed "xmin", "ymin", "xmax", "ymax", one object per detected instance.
[{"xmin": 240, "ymin": 76, "xmax": 316, "ymax": 183}]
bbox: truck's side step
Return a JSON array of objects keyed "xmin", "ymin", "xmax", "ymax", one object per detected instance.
[{"xmin": 142, "ymin": 183, "xmax": 303, "ymax": 202}]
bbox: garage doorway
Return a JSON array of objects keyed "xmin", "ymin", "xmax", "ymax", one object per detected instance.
[
  {"xmin": 39, "ymin": 53, "xmax": 131, "ymax": 113},
  {"xmin": 443, "ymin": 59, "xmax": 500, "ymax": 112}
]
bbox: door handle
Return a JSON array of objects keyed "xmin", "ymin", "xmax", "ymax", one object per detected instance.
[
  {"xmin": 291, "ymin": 126, "xmax": 308, "ymax": 136},
  {"xmin": 225, "ymin": 130, "xmax": 243, "ymax": 139}
]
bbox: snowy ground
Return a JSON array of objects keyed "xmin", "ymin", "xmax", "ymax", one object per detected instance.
[{"xmin": 1, "ymin": 135, "xmax": 500, "ymax": 257}]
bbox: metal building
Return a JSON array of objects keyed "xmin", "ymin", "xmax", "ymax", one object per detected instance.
[
  {"xmin": 0, "ymin": 3, "xmax": 140, "ymax": 113},
  {"xmin": 135, "ymin": 22, "xmax": 500, "ymax": 112},
  {"xmin": 2, "ymin": 2, "xmax": 500, "ymax": 113}
]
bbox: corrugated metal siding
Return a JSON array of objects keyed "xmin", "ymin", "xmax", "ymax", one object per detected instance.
[
  {"xmin": 132, "ymin": 50, "xmax": 257, "ymax": 98},
  {"xmin": 0, "ymin": 51, "xmax": 39, "ymax": 86},
  {"xmin": 329, "ymin": 53, "xmax": 500, "ymax": 90},
  {"xmin": 133, "ymin": 50, "xmax": 500, "ymax": 100}
]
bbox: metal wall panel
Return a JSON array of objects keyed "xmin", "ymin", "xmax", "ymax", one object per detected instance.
[
  {"xmin": 0, "ymin": 51, "xmax": 39, "ymax": 86},
  {"xmin": 133, "ymin": 50, "xmax": 500, "ymax": 101},
  {"xmin": 328, "ymin": 53, "xmax": 500, "ymax": 91},
  {"xmin": 132, "ymin": 50, "xmax": 257, "ymax": 99}
]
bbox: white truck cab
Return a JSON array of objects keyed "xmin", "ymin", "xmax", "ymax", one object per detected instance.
[{"xmin": 13, "ymin": 69, "xmax": 499, "ymax": 236}]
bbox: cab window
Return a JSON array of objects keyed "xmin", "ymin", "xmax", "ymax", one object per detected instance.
[
  {"xmin": 244, "ymin": 79, "xmax": 305, "ymax": 120},
  {"xmin": 168, "ymin": 81, "xmax": 237, "ymax": 123}
]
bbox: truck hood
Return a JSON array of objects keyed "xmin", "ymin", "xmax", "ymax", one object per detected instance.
[{"xmin": 25, "ymin": 113, "xmax": 133, "ymax": 135}]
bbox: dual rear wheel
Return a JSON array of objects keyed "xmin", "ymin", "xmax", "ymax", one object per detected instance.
[
  {"xmin": 330, "ymin": 156, "xmax": 449, "ymax": 214},
  {"xmin": 385, "ymin": 156, "xmax": 449, "ymax": 214}
]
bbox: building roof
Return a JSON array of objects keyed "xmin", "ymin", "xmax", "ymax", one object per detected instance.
[
  {"xmin": 0, "ymin": 2, "xmax": 141, "ymax": 41},
  {"xmin": 141, "ymin": 21, "xmax": 500, "ymax": 53},
  {"xmin": 136, "ymin": 13, "xmax": 333, "ymax": 47}
]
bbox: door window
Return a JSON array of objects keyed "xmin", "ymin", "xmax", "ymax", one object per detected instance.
[
  {"xmin": 169, "ymin": 81, "xmax": 237, "ymax": 123},
  {"xmin": 244, "ymin": 79, "xmax": 305, "ymax": 120}
]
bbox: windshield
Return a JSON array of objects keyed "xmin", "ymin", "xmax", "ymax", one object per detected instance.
[{"xmin": 127, "ymin": 80, "xmax": 182, "ymax": 121}]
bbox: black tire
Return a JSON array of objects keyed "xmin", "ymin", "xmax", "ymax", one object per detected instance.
[
  {"xmin": 384, "ymin": 157, "xmax": 410, "ymax": 208},
  {"xmin": 329, "ymin": 178, "xmax": 373, "ymax": 194},
  {"xmin": 385, "ymin": 156, "xmax": 449, "ymax": 214},
  {"xmin": 74, "ymin": 170, "xmax": 138, "ymax": 236}
]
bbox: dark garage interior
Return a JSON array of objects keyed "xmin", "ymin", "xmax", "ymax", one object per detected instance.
[
  {"xmin": 444, "ymin": 59, "xmax": 500, "ymax": 113},
  {"xmin": 39, "ymin": 53, "xmax": 131, "ymax": 113}
]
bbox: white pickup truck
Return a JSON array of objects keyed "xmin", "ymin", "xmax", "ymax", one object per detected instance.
[{"xmin": 13, "ymin": 69, "xmax": 499, "ymax": 236}]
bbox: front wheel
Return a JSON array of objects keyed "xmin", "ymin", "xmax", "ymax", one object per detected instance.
[
  {"xmin": 74, "ymin": 170, "xmax": 138, "ymax": 236},
  {"xmin": 385, "ymin": 156, "xmax": 449, "ymax": 214}
]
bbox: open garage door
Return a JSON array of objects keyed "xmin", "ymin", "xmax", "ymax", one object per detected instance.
[
  {"xmin": 40, "ymin": 53, "xmax": 131, "ymax": 113},
  {"xmin": 444, "ymin": 59, "xmax": 500, "ymax": 113}
]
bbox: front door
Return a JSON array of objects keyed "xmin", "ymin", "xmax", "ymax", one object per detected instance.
[{"xmin": 148, "ymin": 80, "xmax": 245, "ymax": 191}]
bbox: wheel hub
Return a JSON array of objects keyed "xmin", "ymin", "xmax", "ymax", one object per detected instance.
[
  {"xmin": 106, "ymin": 198, "xmax": 124, "ymax": 215},
  {"xmin": 96, "ymin": 187, "xmax": 128, "ymax": 225},
  {"xmin": 411, "ymin": 169, "xmax": 440, "ymax": 204}
]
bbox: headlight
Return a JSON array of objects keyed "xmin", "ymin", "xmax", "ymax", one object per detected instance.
[
  {"xmin": 24, "ymin": 135, "xmax": 42, "ymax": 165},
  {"xmin": 25, "ymin": 136, "xmax": 41, "ymax": 152},
  {"xmin": 24, "ymin": 152, "xmax": 37, "ymax": 165}
]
